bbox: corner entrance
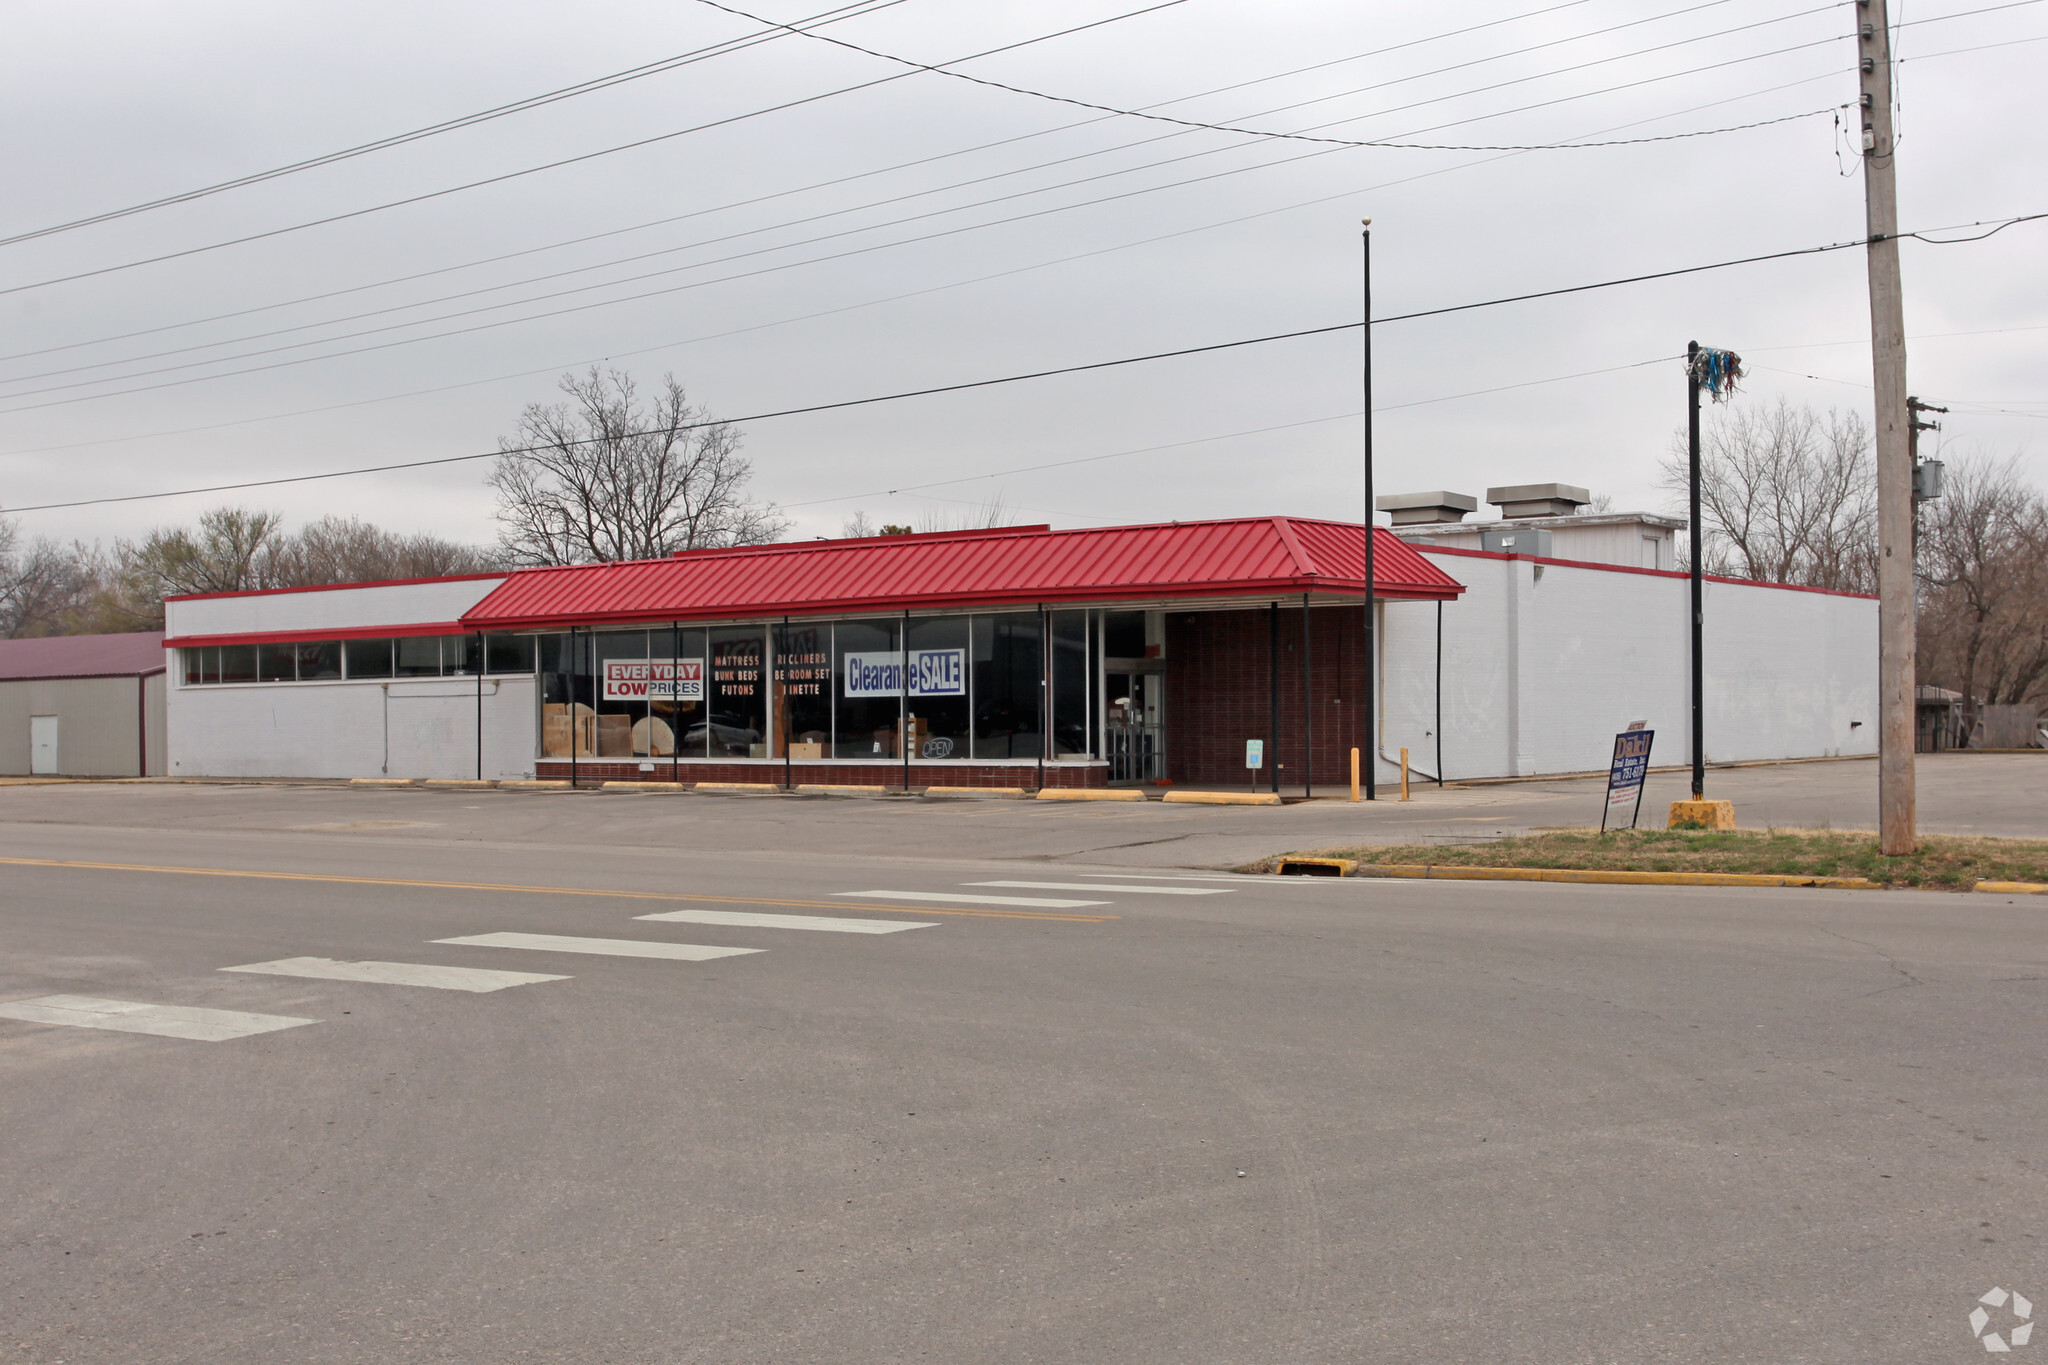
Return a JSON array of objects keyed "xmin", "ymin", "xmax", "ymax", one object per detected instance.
[{"xmin": 1105, "ymin": 672, "xmax": 1163, "ymax": 783}]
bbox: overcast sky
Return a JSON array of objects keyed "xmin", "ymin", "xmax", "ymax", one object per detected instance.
[{"xmin": 2, "ymin": 0, "xmax": 2042, "ymax": 551}]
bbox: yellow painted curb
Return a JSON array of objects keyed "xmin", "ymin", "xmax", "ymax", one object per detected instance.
[
  {"xmin": 1036, "ymin": 788, "xmax": 1146, "ymax": 801},
  {"xmin": 1277, "ymin": 857, "xmax": 1357, "ymax": 877},
  {"xmin": 1354, "ymin": 863, "xmax": 1880, "ymax": 889},
  {"xmin": 1163, "ymin": 791, "xmax": 1284, "ymax": 806},
  {"xmin": 603, "ymin": 780, "xmax": 689, "ymax": 791},
  {"xmin": 349, "ymin": 778, "xmax": 417, "ymax": 788},
  {"xmin": 423, "ymin": 779, "xmax": 497, "ymax": 789},
  {"xmin": 796, "ymin": 783, "xmax": 893, "ymax": 795},
  {"xmin": 498, "ymin": 780, "xmax": 572, "ymax": 790},
  {"xmin": 1975, "ymin": 880, "xmax": 2048, "ymax": 894},
  {"xmin": 923, "ymin": 786, "xmax": 1030, "ymax": 799},
  {"xmin": 694, "ymin": 782, "xmax": 779, "ymax": 792}
]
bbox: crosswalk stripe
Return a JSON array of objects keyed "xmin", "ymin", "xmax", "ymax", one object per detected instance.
[
  {"xmin": 835, "ymin": 890, "xmax": 1110, "ymax": 909},
  {"xmin": 634, "ymin": 909, "xmax": 937, "ymax": 934},
  {"xmin": 0, "ymin": 995, "xmax": 316, "ymax": 1042},
  {"xmin": 1069, "ymin": 872, "xmax": 1287, "ymax": 883},
  {"xmin": 967, "ymin": 880, "xmax": 1226, "ymax": 896},
  {"xmin": 432, "ymin": 932, "xmax": 762, "ymax": 962},
  {"xmin": 221, "ymin": 957, "xmax": 568, "ymax": 992}
]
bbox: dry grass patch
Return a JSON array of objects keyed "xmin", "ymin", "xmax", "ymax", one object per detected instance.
[{"xmin": 1246, "ymin": 827, "xmax": 2048, "ymax": 890}]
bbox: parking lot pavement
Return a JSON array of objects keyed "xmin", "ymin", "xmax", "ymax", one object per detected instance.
[{"xmin": 2, "ymin": 807, "xmax": 2045, "ymax": 1363}]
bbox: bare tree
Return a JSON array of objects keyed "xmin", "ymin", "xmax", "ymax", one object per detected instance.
[
  {"xmin": 912, "ymin": 493, "xmax": 1021, "ymax": 534},
  {"xmin": 1917, "ymin": 452, "xmax": 2048, "ymax": 713},
  {"xmin": 1657, "ymin": 398, "xmax": 1877, "ymax": 591},
  {"xmin": 0, "ymin": 521, "xmax": 105, "ymax": 638},
  {"xmin": 106, "ymin": 507, "xmax": 292, "ymax": 630},
  {"xmin": 275, "ymin": 515, "xmax": 501, "ymax": 585},
  {"xmin": 489, "ymin": 368, "xmax": 787, "ymax": 565}
]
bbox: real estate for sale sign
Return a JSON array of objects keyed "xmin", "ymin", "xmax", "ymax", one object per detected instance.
[{"xmin": 1602, "ymin": 724, "xmax": 1654, "ymax": 831}]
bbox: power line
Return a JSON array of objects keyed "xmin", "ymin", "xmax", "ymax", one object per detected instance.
[
  {"xmin": 0, "ymin": 1, "xmax": 911, "ymax": 251},
  {"xmin": 0, "ymin": 2, "xmax": 1190, "ymax": 300},
  {"xmin": 703, "ymin": 0, "xmax": 1846, "ymax": 150},
  {"xmin": 0, "ymin": 0, "xmax": 1626, "ymax": 368},
  {"xmin": 12, "ymin": 216, "xmax": 2040, "ymax": 514},
  {"xmin": 0, "ymin": 70, "xmax": 1850, "ymax": 460},
  {"xmin": 0, "ymin": 39, "xmax": 1867, "ymax": 408},
  {"xmin": 0, "ymin": 1, "xmax": 1834, "ymax": 388}
]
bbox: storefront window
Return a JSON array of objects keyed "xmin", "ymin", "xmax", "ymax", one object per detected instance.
[
  {"xmin": 485, "ymin": 634, "xmax": 536, "ymax": 675},
  {"xmin": 539, "ymin": 633, "xmax": 592, "ymax": 759},
  {"xmin": 395, "ymin": 636, "xmax": 441, "ymax": 677},
  {"xmin": 256, "ymin": 642, "xmax": 295, "ymax": 682},
  {"xmin": 346, "ymin": 639, "xmax": 393, "ymax": 678},
  {"xmin": 182, "ymin": 647, "xmax": 211, "ymax": 685},
  {"xmin": 972, "ymin": 612, "xmax": 1041, "ymax": 759},
  {"xmin": 296, "ymin": 641, "xmax": 343, "ymax": 680},
  {"xmin": 219, "ymin": 645, "xmax": 256, "ymax": 683},
  {"xmin": 660, "ymin": 626, "xmax": 707, "ymax": 759},
  {"xmin": 594, "ymin": 630, "xmax": 649, "ymax": 758},
  {"xmin": 906, "ymin": 616, "xmax": 970, "ymax": 760},
  {"xmin": 775, "ymin": 622, "xmax": 832, "ymax": 760},
  {"xmin": 707, "ymin": 627, "xmax": 767, "ymax": 757},
  {"xmin": 1052, "ymin": 610, "xmax": 1093, "ymax": 757},
  {"xmin": 446, "ymin": 634, "xmax": 480, "ymax": 676},
  {"xmin": 833, "ymin": 618, "xmax": 900, "ymax": 759}
]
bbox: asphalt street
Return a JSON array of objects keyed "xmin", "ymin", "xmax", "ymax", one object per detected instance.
[{"xmin": 2, "ymin": 778, "xmax": 2044, "ymax": 1363}]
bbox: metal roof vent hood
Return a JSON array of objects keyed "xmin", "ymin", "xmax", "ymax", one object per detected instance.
[
  {"xmin": 1375, "ymin": 490, "xmax": 1479, "ymax": 526},
  {"xmin": 1487, "ymin": 483, "xmax": 1590, "ymax": 519}
]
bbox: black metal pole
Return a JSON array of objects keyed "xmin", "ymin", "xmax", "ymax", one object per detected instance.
[
  {"xmin": 781, "ymin": 616, "xmax": 792, "ymax": 792},
  {"xmin": 1362, "ymin": 220, "xmax": 1377, "ymax": 800},
  {"xmin": 901, "ymin": 611, "xmax": 910, "ymax": 792},
  {"xmin": 1687, "ymin": 339, "xmax": 1705, "ymax": 800},
  {"xmin": 1302, "ymin": 592, "xmax": 1313, "ymax": 800},
  {"xmin": 475, "ymin": 630, "xmax": 483, "ymax": 780},
  {"xmin": 671, "ymin": 622, "xmax": 680, "ymax": 785},
  {"xmin": 568, "ymin": 625, "xmax": 578, "ymax": 790},
  {"xmin": 1435, "ymin": 598, "xmax": 1444, "ymax": 786},
  {"xmin": 1269, "ymin": 601, "xmax": 1280, "ymax": 795},
  {"xmin": 1038, "ymin": 604, "xmax": 1049, "ymax": 791}
]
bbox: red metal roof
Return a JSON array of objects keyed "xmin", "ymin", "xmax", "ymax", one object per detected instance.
[
  {"xmin": 462, "ymin": 517, "xmax": 1462, "ymax": 630},
  {"xmin": 0, "ymin": 631, "xmax": 166, "ymax": 680}
]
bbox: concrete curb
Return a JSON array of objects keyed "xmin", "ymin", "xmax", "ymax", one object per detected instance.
[
  {"xmin": 603, "ymin": 781, "xmax": 688, "ymax": 791},
  {"xmin": 498, "ymin": 780, "xmax": 572, "ymax": 790},
  {"xmin": 1163, "ymin": 791, "xmax": 1284, "ymax": 806},
  {"xmin": 923, "ymin": 786, "xmax": 1030, "ymax": 799},
  {"xmin": 693, "ymin": 782, "xmax": 779, "ymax": 793},
  {"xmin": 795, "ymin": 784, "xmax": 894, "ymax": 796},
  {"xmin": 348, "ymin": 778, "xmax": 418, "ymax": 788},
  {"xmin": 422, "ymin": 779, "xmax": 497, "ymax": 790},
  {"xmin": 1352, "ymin": 863, "xmax": 1881, "ymax": 890},
  {"xmin": 1975, "ymin": 880, "xmax": 2048, "ymax": 894},
  {"xmin": 1276, "ymin": 857, "xmax": 1357, "ymax": 877},
  {"xmin": 1036, "ymin": 788, "xmax": 1146, "ymax": 802}
]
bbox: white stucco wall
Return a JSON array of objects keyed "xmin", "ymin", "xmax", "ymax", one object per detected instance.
[
  {"xmin": 166, "ymin": 576, "xmax": 506, "ymax": 639},
  {"xmin": 1382, "ymin": 551, "xmax": 1877, "ymax": 780},
  {"xmin": 167, "ymin": 676, "xmax": 537, "ymax": 780}
]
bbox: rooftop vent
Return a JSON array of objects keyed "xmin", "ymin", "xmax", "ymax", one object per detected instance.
[
  {"xmin": 1486, "ymin": 482, "xmax": 1590, "ymax": 519},
  {"xmin": 1375, "ymin": 490, "xmax": 1479, "ymax": 526}
]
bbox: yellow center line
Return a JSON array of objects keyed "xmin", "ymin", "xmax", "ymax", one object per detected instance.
[{"xmin": 0, "ymin": 856, "xmax": 1117, "ymax": 923}]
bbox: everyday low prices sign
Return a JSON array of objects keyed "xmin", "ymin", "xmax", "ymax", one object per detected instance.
[
  {"xmin": 1602, "ymin": 723, "xmax": 1655, "ymax": 831},
  {"xmin": 602, "ymin": 659, "xmax": 704, "ymax": 702},
  {"xmin": 843, "ymin": 649, "xmax": 966, "ymax": 698}
]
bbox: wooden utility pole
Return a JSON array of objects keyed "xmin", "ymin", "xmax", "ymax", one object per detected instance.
[{"xmin": 1859, "ymin": 0, "xmax": 1916, "ymax": 855}]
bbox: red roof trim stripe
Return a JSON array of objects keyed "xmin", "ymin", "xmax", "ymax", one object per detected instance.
[{"xmin": 1415, "ymin": 544, "xmax": 1879, "ymax": 600}]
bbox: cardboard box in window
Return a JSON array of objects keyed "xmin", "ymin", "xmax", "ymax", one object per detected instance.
[
  {"xmin": 597, "ymin": 713, "xmax": 634, "ymax": 758},
  {"xmin": 787, "ymin": 741, "xmax": 824, "ymax": 760},
  {"xmin": 542, "ymin": 704, "xmax": 596, "ymax": 758}
]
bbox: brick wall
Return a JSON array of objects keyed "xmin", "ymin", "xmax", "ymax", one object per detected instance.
[{"xmin": 1164, "ymin": 605, "xmax": 1367, "ymax": 787}]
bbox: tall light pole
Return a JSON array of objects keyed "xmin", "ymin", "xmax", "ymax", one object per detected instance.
[
  {"xmin": 1361, "ymin": 218, "xmax": 1376, "ymax": 801},
  {"xmin": 1859, "ymin": 0, "xmax": 1917, "ymax": 855}
]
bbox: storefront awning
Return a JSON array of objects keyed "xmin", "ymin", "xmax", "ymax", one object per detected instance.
[{"xmin": 461, "ymin": 517, "xmax": 1464, "ymax": 630}]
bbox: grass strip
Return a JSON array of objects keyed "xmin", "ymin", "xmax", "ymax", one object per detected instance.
[{"xmin": 1243, "ymin": 827, "xmax": 2048, "ymax": 891}]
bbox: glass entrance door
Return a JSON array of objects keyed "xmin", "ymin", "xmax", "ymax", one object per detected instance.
[{"xmin": 1105, "ymin": 672, "xmax": 1163, "ymax": 783}]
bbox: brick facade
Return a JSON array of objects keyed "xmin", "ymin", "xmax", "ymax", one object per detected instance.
[{"xmin": 1164, "ymin": 605, "xmax": 1367, "ymax": 788}]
